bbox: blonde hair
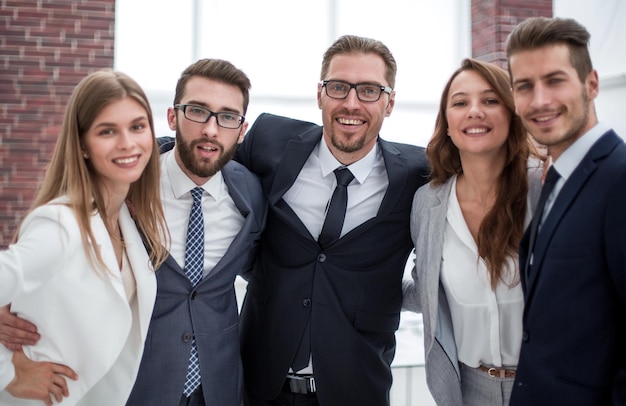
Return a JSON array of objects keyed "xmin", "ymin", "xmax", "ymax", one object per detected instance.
[{"xmin": 17, "ymin": 69, "xmax": 169, "ymax": 271}]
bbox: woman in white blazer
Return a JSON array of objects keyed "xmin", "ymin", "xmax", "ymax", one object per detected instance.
[
  {"xmin": 403, "ymin": 59, "xmax": 543, "ymax": 405},
  {"xmin": 0, "ymin": 70, "xmax": 169, "ymax": 405}
]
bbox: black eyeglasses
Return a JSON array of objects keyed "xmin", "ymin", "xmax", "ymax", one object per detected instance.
[
  {"xmin": 320, "ymin": 80, "xmax": 392, "ymax": 102},
  {"xmin": 174, "ymin": 104, "xmax": 245, "ymax": 129}
]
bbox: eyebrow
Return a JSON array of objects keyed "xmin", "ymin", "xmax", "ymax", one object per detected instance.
[
  {"xmin": 185, "ymin": 100, "xmax": 242, "ymax": 114},
  {"xmin": 513, "ymin": 69, "xmax": 568, "ymax": 86},
  {"xmin": 449, "ymin": 89, "xmax": 497, "ymax": 98},
  {"xmin": 92, "ymin": 116, "xmax": 148, "ymax": 128}
]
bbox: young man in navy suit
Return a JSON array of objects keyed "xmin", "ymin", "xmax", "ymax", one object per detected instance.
[
  {"xmin": 507, "ymin": 17, "xmax": 626, "ymax": 405},
  {"xmin": 236, "ymin": 35, "xmax": 429, "ymax": 405}
]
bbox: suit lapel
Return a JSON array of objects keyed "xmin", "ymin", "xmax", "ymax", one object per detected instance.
[
  {"xmin": 377, "ymin": 139, "xmax": 410, "ymax": 215},
  {"xmin": 268, "ymin": 127, "xmax": 321, "ymax": 205},
  {"xmin": 525, "ymin": 131, "xmax": 620, "ymax": 296}
]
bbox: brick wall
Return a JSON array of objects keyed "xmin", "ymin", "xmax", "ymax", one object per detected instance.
[
  {"xmin": 0, "ymin": 0, "xmax": 115, "ymax": 248},
  {"xmin": 471, "ymin": 0, "xmax": 552, "ymax": 68}
]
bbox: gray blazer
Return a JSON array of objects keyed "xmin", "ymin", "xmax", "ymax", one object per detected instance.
[
  {"xmin": 127, "ymin": 148, "xmax": 267, "ymax": 406},
  {"xmin": 402, "ymin": 165, "xmax": 542, "ymax": 405}
]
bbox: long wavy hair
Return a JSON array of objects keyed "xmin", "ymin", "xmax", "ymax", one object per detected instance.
[
  {"xmin": 16, "ymin": 69, "xmax": 169, "ymax": 272},
  {"xmin": 428, "ymin": 58, "xmax": 535, "ymax": 289}
]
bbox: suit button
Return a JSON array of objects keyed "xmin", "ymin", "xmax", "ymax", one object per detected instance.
[
  {"xmin": 182, "ymin": 332, "xmax": 192, "ymax": 342},
  {"xmin": 302, "ymin": 298, "xmax": 311, "ymax": 307},
  {"xmin": 191, "ymin": 291, "xmax": 197, "ymax": 300},
  {"xmin": 318, "ymin": 254, "xmax": 327, "ymax": 262},
  {"xmin": 522, "ymin": 331, "xmax": 530, "ymax": 342}
]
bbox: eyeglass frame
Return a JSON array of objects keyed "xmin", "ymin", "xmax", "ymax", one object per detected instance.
[
  {"xmin": 320, "ymin": 80, "xmax": 393, "ymax": 102},
  {"xmin": 173, "ymin": 104, "xmax": 245, "ymax": 129}
]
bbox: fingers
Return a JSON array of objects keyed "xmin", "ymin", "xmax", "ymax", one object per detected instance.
[
  {"xmin": 0, "ymin": 305, "xmax": 40, "ymax": 347},
  {"xmin": 51, "ymin": 363, "xmax": 78, "ymax": 381}
]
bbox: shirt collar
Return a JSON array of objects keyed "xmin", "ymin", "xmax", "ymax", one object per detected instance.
[
  {"xmin": 552, "ymin": 122, "xmax": 610, "ymax": 181},
  {"xmin": 164, "ymin": 146, "xmax": 224, "ymax": 199},
  {"xmin": 318, "ymin": 136, "xmax": 380, "ymax": 184}
]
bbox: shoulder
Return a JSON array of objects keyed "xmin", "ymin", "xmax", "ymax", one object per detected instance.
[
  {"xmin": 379, "ymin": 138, "xmax": 428, "ymax": 169},
  {"xmin": 246, "ymin": 113, "xmax": 321, "ymax": 142}
]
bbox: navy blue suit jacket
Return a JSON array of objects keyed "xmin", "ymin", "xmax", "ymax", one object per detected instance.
[
  {"xmin": 127, "ymin": 139, "xmax": 267, "ymax": 406},
  {"xmin": 235, "ymin": 113, "xmax": 429, "ymax": 405},
  {"xmin": 512, "ymin": 130, "xmax": 626, "ymax": 405}
]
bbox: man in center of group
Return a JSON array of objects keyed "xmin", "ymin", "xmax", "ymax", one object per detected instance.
[{"xmin": 236, "ymin": 35, "xmax": 429, "ymax": 405}]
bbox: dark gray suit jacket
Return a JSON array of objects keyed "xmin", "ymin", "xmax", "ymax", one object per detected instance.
[{"xmin": 127, "ymin": 140, "xmax": 267, "ymax": 406}]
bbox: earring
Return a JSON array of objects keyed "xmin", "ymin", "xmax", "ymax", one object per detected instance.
[{"xmin": 83, "ymin": 153, "xmax": 89, "ymax": 159}]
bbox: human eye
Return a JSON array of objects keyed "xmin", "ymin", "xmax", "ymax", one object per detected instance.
[
  {"xmin": 484, "ymin": 98, "xmax": 500, "ymax": 105},
  {"xmin": 187, "ymin": 105, "xmax": 206, "ymax": 115},
  {"xmin": 450, "ymin": 99, "xmax": 466, "ymax": 107},
  {"xmin": 329, "ymin": 81, "xmax": 348, "ymax": 92},
  {"xmin": 219, "ymin": 113, "xmax": 238, "ymax": 123},
  {"xmin": 514, "ymin": 82, "xmax": 531, "ymax": 92},
  {"xmin": 98, "ymin": 128, "xmax": 116, "ymax": 136},
  {"xmin": 359, "ymin": 85, "xmax": 379, "ymax": 97}
]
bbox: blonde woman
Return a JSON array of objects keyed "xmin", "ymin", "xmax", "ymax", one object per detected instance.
[{"xmin": 0, "ymin": 70, "xmax": 168, "ymax": 405}]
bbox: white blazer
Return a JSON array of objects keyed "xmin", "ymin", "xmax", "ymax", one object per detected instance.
[{"xmin": 0, "ymin": 199, "xmax": 156, "ymax": 405}]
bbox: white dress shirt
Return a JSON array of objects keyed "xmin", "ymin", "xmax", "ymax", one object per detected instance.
[
  {"xmin": 161, "ymin": 148, "xmax": 244, "ymax": 277},
  {"xmin": 440, "ymin": 176, "xmax": 527, "ymax": 368},
  {"xmin": 283, "ymin": 136, "xmax": 388, "ymax": 241},
  {"xmin": 543, "ymin": 122, "xmax": 609, "ymax": 221}
]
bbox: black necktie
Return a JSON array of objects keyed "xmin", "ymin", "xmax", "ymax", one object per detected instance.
[
  {"xmin": 318, "ymin": 167, "xmax": 355, "ymax": 249},
  {"xmin": 524, "ymin": 166, "xmax": 560, "ymax": 278}
]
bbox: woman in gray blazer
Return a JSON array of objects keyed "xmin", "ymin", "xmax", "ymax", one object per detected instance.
[{"xmin": 403, "ymin": 59, "xmax": 542, "ymax": 405}]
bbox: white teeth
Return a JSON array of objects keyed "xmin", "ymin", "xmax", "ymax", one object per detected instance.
[
  {"xmin": 199, "ymin": 145, "xmax": 217, "ymax": 151},
  {"xmin": 535, "ymin": 115, "xmax": 557, "ymax": 122},
  {"xmin": 465, "ymin": 128, "xmax": 488, "ymax": 134},
  {"xmin": 114, "ymin": 156, "xmax": 138, "ymax": 164},
  {"xmin": 338, "ymin": 118, "xmax": 363, "ymax": 125}
]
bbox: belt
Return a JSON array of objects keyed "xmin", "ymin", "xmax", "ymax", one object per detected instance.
[
  {"xmin": 478, "ymin": 365, "xmax": 516, "ymax": 378},
  {"xmin": 284, "ymin": 374, "xmax": 316, "ymax": 394}
]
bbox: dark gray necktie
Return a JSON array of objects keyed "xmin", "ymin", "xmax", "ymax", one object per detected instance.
[
  {"xmin": 318, "ymin": 167, "xmax": 355, "ymax": 249},
  {"xmin": 524, "ymin": 166, "xmax": 560, "ymax": 279}
]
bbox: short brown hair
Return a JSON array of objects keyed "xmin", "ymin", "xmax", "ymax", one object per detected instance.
[
  {"xmin": 320, "ymin": 35, "xmax": 397, "ymax": 89},
  {"xmin": 173, "ymin": 59, "xmax": 251, "ymax": 114},
  {"xmin": 506, "ymin": 17, "xmax": 592, "ymax": 83}
]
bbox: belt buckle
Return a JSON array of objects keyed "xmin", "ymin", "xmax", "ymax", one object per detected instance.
[
  {"xmin": 287, "ymin": 375, "xmax": 316, "ymax": 394},
  {"xmin": 487, "ymin": 367, "xmax": 500, "ymax": 378}
]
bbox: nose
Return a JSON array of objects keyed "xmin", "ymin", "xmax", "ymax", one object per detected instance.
[
  {"xmin": 117, "ymin": 129, "xmax": 134, "ymax": 148},
  {"xmin": 201, "ymin": 114, "xmax": 220, "ymax": 137},
  {"xmin": 530, "ymin": 83, "xmax": 551, "ymax": 109},
  {"xmin": 468, "ymin": 101, "xmax": 485, "ymax": 119},
  {"xmin": 343, "ymin": 87, "xmax": 361, "ymax": 108}
]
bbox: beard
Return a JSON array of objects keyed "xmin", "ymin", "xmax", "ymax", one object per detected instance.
[
  {"xmin": 329, "ymin": 131, "xmax": 367, "ymax": 153},
  {"xmin": 175, "ymin": 128, "xmax": 237, "ymax": 178}
]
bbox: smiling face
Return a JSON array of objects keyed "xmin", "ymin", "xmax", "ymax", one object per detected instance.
[
  {"xmin": 317, "ymin": 53, "xmax": 394, "ymax": 164},
  {"xmin": 446, "ymin": 69, "xmax": 511, "ymax": 160},
  {"xmin": 168, "ymin": 76, "xmax": 248, "ymax": 185},
  {"xmin": 510, "ymin": 43, "xmax": 599, "ymax": 161},
  {"xmin": 82, "ymin": 96, "xmax": 153, "ymax": 197}
]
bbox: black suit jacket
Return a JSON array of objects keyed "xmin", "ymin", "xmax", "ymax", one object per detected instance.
[
  {"xmin": 512, "ymin": 130, "xmax": 626, "ymax": 405},
  {"xmin": 235, "ymin": 113, "xmax": 429, "ymax": 405}
]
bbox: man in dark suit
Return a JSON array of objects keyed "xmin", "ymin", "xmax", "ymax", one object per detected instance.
[
  {"xmin": 236, "ymin": 35, "xmax": 429, "ymax": 405},
  {"xmin": 506, "ymin": 17, "xmax": 626, "ymax": 405}
]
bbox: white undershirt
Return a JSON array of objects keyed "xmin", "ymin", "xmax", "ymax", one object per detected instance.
[{"xmin": 440, "ymin": 176, "xmax": 525, "ymax": 368}]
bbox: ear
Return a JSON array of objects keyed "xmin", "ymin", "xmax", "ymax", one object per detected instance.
[
  {"xmin": 385, "ymin": 90, "xmax": 396, "ymax": 117},
  {"xmin": 317, "ymin": 82, "xmax": 323, "ymax": 109},
  {"xmin": 167, "ymin": 107, "xmax": 177, "ymax": 131},
  {"xmin": 237, "ymin": 121, "xmax": 249, "ymax": 144},
  {"xmin": 586, "ymin": 69, "xmax": 599, "ymax": 100}
]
